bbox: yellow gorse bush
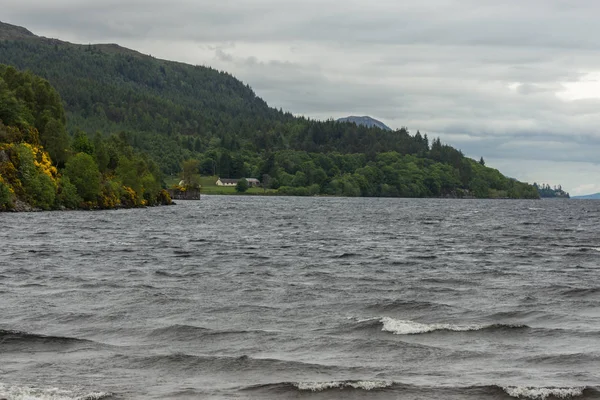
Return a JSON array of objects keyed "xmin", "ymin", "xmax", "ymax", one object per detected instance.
[{"xmin": 21, "ymin": 142, "xmax": 58, "ymax": 180}]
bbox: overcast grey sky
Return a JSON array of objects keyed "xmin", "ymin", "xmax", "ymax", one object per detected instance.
[{"xmin": 4, "ymin": 0, "xmax": 600, "ymax": 194}]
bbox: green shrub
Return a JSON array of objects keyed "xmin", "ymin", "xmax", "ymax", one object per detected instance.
[
  {"xmin": 0, "ymin": 180, "xmax": 14, "ymax": 210},
  {"xmin": 63, "ymin": 152, "xmax": 101, "ymax": 202},
  {"xmin": 57, "ymin": 176, "xmax": 82, "ymax": 209}
]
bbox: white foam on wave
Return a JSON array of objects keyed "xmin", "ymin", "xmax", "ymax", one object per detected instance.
[
  {"xmin": 502, "ymin": 386, "xmax": 586, "ymax": 399},
  {"xmin": 0, "ymin": 383, "xmax": 111, "ymax": 400},
  {"xmin": 293, "ymin": 380, "xmax": 393, "ymax": 391},
  {"xmin": 380, "ymin": 317, "xmax": 484, "ymax": 334}
]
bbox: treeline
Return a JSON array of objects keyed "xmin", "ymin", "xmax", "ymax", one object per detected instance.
[
  {"xmin": 180, "ymin": 147, "xmax": 538, "ymax": 198},
  {"xmin": 0, "ymin": 65, "xmax": 171, "ymax": 211},
  {"xmin": 0, "ymin": 29, "xmax": 542, "ymax": 199},
  {"xmin": 534, "ymin": 183, "xmax": 570, "ymax": 199}
]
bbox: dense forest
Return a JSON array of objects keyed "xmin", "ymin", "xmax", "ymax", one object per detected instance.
[
  {"xmin": 0, "ymin": 21, "xmax": 541, "ymax": 200},
  {"xmin": 0, "ymin": 64, "xmax": 171, "ymax": 211}
]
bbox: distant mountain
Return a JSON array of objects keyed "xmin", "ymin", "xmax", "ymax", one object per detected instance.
[
  {"xmin": 337, "ymin": 116, "xmax": 392, "ymax": 131},
  {"xmin": 572, "ymin": 193, "xmax": 600, "ymax": 199}
]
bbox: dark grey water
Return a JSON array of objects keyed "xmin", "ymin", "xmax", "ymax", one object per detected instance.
[{"xmin": 1, "ymin": 197, "xmax": 600, "ymax": 400}]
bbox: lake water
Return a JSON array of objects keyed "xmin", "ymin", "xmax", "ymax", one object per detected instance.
[{"xmin": 1, "ymin": 196, "xmax": 600, "ymax": 400}]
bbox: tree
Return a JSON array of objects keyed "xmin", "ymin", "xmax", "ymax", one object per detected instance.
[
  {"xmin": 56, "ymin": 176, "xmax": 82, "ymax": 209},
  {"xmin": 479, "ymin": 157, "xmax": 485, "ymax": 166},
  {"xmin": 262, "ymin": 174, "xmax": 271, "ymax": 192},
  {"xmin": 182, "ymin": 159, "xmax": 200, "ymax": 188},
  {"xmin": 72, "ymin": 130, "xmax": 94, "ymax": 155},
  {"xmin": 0, "ymin": 180, "xmax": 14, "ymax": 210},
  {"xmin": 93, "ymin": 132, "xmax": 110, "ymax": 173},
  {"xmin": 63, "ymin": 152, "xmax": 101, "ymax": 202},
  {"xmin": 14, "ymin": 143, "xmax": 56, "ymax": 210},
  {"xmin": 236, "ymin": 178, "xmax": 248, "ymax": 193},
  {"xmin": 41, "ymin": 119, "xmax": 70, "ymax": 167}
]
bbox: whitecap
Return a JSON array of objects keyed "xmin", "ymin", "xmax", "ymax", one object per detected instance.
[
  {"xmin": 379, "ymin": 317, "xmax": 525, "ymax": 335},
  {"xmin": 294, "ymin": 380, "xmax": 393, "ymax": 391},
  {"xmin": 380, "ymin": 317, "xmax": 482, "ymax": 334},
  {"xmin": 502, "ymin": 385, "xmax": 586, "ymax": 399},
  {"xmin": 0, "ymin": 383, "xmax": 112, "ymax": 400}
]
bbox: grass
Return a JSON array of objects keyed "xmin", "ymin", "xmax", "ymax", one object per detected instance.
[
  {"xmin": 200, "ymin": 186, "xmax": 276, "ymax": 195},
  {"xmin": 164, "ymin": 175, "xmax": 219, "ymax": 188},
  {"xmin": 165, "ymin": 175, "xmax": 277, "ymax": 195}
]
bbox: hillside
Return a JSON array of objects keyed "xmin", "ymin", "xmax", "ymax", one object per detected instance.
[
  {"xmin": 0, "ymin": 21, "xmax": 293, "ymax": 172},
  {"xmin": 337, "ymin": 116, "xmax": 392, "ymax": 131},
  {"xmin": 0, "ymin": 21, "xmax": 35, "ymax": 40},
  {"xmin": 0, "ymin": 65, "xmax": 171, "ymax": 211},
  {"xmin": 0, "ymin": 21, "xmax": 540, "ymax": 199}
]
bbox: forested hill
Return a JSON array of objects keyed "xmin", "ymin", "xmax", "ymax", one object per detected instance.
[
  {"xmin": 0, "ymin": 20, "xmax": 293, "ymax": 172},
  {"xmin": 0, "ymin": 21, "xmax": 540, "ymax": 199}
]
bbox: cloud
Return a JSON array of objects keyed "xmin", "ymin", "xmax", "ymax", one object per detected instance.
[{"xmin": 3, "ymin": 0, "xmax": 600, "ymax": 193}]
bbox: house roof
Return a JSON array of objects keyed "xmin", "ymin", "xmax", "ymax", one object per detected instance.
[{"xmin": 218, "ymin": 178, "xmax": 260, "ymax": 183}]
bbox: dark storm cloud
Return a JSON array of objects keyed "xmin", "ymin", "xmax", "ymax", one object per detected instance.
[{"xmin": 3, "ymin": 0, "xmax": 600, "ymax": 192}]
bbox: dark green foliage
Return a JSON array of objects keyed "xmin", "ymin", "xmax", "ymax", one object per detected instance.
[
  {"xmin": 182, "ymin": 159, "xmax": 200, "ymax": 188},
  {"xmin": 534, "ymin": 183, "xmax": 570, "ymax": 198},
  {"xmin": 236, "ymin": 178, "xmax": 249, "ymax": 193},
  {"xmin": 233, "ymin": 150, "xmax": 541, "ymax": 199},
  {"xmin": 63, "ymin": 152, "xmax": 101, "ymax": 202},
  {"xmin": 0, "ymin": 179, "xmax": 13, "ymax": 209},
  {"xmin": 56, "ymin": 176, "xmax": 81, "ymax": 208},
  {"xmin": 13, "ymin": 144, "xmax": 55, "ymax": 209},
  {"xmin": 0, "ymin": 64, "xmax": 65, "ymax": 133},
  {"xmin": 42, "ymin": 119, "xmax": 69, "ymax": 166},
  {"xmin": 71, "ymin": 130, "xmax": 94, "ymax": 155},
  {"xmin": 0, "ymin": 64, "xmax": 171, "ymax": 210}
]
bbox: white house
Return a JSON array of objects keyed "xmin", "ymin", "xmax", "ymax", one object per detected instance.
[
  {"xmin": 216, "ymin": 178, "xmax": 261, "ymax": 187},
  {"xmin": 216, "ymin": 178, "xmax": 238, "ymax": 186}
]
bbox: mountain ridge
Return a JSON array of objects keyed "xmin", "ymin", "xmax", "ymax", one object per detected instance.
[
  {"xmin": 0, "ymin": 20, "xmax": 35, "ymax": 39},
  {"xmin": 337, "ymin": 116, "xmax": 392, "ymax": 131},
  {"xmin": 572, "ymin": 192, "xmax": 600, "ymax": 199}
]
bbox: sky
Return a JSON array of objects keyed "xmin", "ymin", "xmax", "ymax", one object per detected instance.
[{"xmin": 3, "ymin": 0, "xmax": 600, "ymax": 195}]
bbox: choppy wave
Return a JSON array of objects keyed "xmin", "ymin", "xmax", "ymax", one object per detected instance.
[
  {"xmin": 123, "ymin": 352, "xmax": 342, "ymax": 374},
  {"xmin": 501, "ymin": 385, "xmax": 594, "ymax": 399},
  {"xmin": 519, "ymin": 352, "xmax": 600, "ymax": 365},
  {"xmin": 0, "ymin": 329, "xmax": 93, "ymax": 346},
  {"xmin": 333, "ymin": 252, "xmax": 360, "ymax": 259},
  {"xmin": 378, "ymin": 317, "xmax": 529, "ymax": 335},
  {"xmin": 294, "ymin": 380, "xmax": 394, "ymax": 391},
  {"xmin": 242, "ymin": 382, "xmax": 599, "ymax": 398},
  {"xmin": 148, "ymin": 324, "xmax": 278, "ymax": 340},
  {"xmin": 244, "ymin": 380, "xmax": 395, "ymax": 393},
  {"xmin": 561, "ymin": 287, "xmax": 600, "ymax": 297},
  {"xmin": 365, "ymin": 299, "xmax": 451, "ymax": 312},
  {"xmin": 0, "ymin": 383, "xmax": 113, "ymax": 400}
]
